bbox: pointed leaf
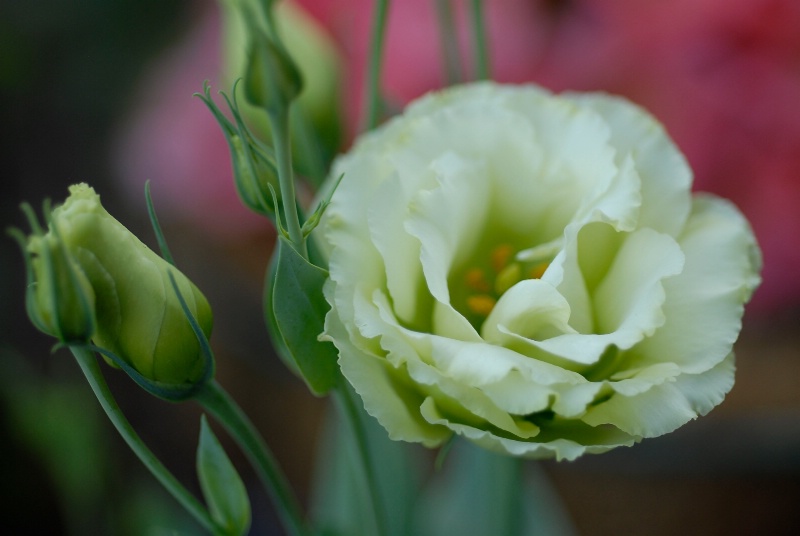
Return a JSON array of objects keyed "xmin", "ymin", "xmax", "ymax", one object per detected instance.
[
  {"xmin": 197, "ymin": 416, "xmax": 251, "ymax": 536},
  {"xmin": 271, "ymin": 236, "xmax": 338, "ymax": 395}
]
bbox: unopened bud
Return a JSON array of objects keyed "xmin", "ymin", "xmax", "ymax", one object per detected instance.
[
  {"xmin": 22, "ymin": 184, "xmax": 214, "ymax": 385},
  {"xmin": 243, "ymin": 14, "xmax": 303, "ymax": 115}
]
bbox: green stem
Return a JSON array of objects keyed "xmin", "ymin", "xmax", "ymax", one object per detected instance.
[
  {"xmin": 333, "ymin": 382, "xmax": 388, "ymax": 536},
  {"xmin": 194, "ymin": 380, "xmax": 308, "ymax": 536},
  {"xmin": 435, "ymin": 0, "xmax": 462, "ymax": 85},
  {"xmin": 290, "ymin": 106, "xmax": 328, "ymax": 187},
  {"xmin": 365, "ymin": 0, "xmax": 390, "ymax": 131},
  {"xmin": 70, "ymin": 346, "xmax": 220, "ymax": 534},
  {"xmin": 268, "ymin": 108, "xmax": 308, "ymax": 259},
  {"xmin": 469, "ymin": 0, "xmax": 490, "ymax": 80}
]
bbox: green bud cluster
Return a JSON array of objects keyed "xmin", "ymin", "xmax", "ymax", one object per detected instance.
[{"xmin": 14, "ymin": 184, "xmax": 213, "ymax": 385}]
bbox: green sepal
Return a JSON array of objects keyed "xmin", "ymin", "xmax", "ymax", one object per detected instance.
[
  {"xmin": 144, "ymin": 180, "xmax": 175, "ymax": 266},
  {"xmin": 301, "ymin": 173, "xmax": 344, "ymax": 238},
  {"xmin": 88, "ymin": 270, "xmax": 215, "ymax": 402},
  {"xmin": 270, "ymin": 236, "xmax": 338, "ymax": 395},
  {"xmin": 196, "ymin": 415, "xmax": 252, "ymax": 536}
]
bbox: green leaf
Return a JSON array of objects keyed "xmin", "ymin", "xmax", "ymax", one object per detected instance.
[
  {"xmin": 196, "ymin": 416, "xmax": 251, "ymax": 536},
  {"xmin": 271, "ymin": 236, "xmax": 339, "ymax": 395},
  {"xmin": 263, "ymin": 246, "xmax": 300, "ymax": 377}
]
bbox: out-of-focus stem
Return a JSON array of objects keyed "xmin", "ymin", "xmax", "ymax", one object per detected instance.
[
  {"xmin": 435, "ymin": 0, "xmax": 463, "ymax": 85},
  {"xmin": 333, "ymin": 382, "xmax": 388, "ymax": 536},
  {"xmin": 365, "ymin": 0, "xmax": 390, "ymax": 131},
  {"xmin": 469, "ymin": 0, "xmax": 490, "ymax": 80}
]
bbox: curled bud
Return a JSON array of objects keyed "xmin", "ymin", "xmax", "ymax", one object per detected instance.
[{"xmin": 16, "ymin": 184, "xmax": 213, "ymax": 385}]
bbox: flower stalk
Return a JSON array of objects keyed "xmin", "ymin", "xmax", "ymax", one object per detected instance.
[
  {"xmin": 70, "ymin": 345, "xmax": 221, "ymax": 534},
  {"xmin": 269, "ymin": 107, "xmax": 308, "ymax": 259},
  {"xmin": 194, "ymin": 379, "xmax": 309, "ymax": 536},
  {"xmin": 435, "ymin": 0, "xmax": 462, "ymax": 85},
  {"xmin": 469, "ymin": 0, "xmax": 490, "ymax": 80},
  {"xmin": 365, "ymin": 0, "xmax": 390, "ymax": 130}
]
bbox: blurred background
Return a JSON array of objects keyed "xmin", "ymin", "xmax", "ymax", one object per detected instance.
[{"xmin": 2, "ymin": 0, "xmax": 799, "ymax": 534}]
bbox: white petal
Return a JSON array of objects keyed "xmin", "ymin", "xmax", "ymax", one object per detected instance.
[
  {"xmin": 420, "ymin": 398, "xmax": 637, "ymax": 461},
  {"xmin": 367, "ymin": 172, "xmax": 426, "ymax": 326},
  {"xmin": 323, "ymin": 307, "xmax": 450, "ymax": 447},
  {"xmin": 632, "ymin": 196, "xmax": 761, "ymax": 374},
  {"xmin": 564, "ymin": 92, "xmax": 693, "ymax": 237},
  {"xmin": 582, "ymin": 353, "xmax": 735, "ymax": 437}
]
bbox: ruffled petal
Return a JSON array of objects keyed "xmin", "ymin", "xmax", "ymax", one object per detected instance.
[
  {"xmin": 631, "ymin": 196, "xmax": 761, "ymax": 374},
  {"xmin": 582, "ymin": 353, "xmax": 735, "ymax": 437},
  {"xmin": 323, "ymin": 304, "xmax": 450, "ymax": 447},
  {"xmin": 564, "ymin": 92, "xmax": 693, "ymax": 237}
]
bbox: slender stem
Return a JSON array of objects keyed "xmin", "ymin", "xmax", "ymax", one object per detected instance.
[
  {"xmin": 69, "ymin": 346, "xmax": 219, "ymax": 534},
  {"xmin": 365, "ymin": 0, "xmax": 390, "ymax": 131},
  {"xmin": 435, "ymin": 0, "xmax": 462, "ymax": 85},
  {"xmin": 469, "ymin": 0, "xmax": 490, "ymax": 80},
  {"xmin": 290, "ymin": 106, "xmax": 328, "ymax": 187},
  {"xmin": 333, "ymin": 383, "xmax": 388, "ymax": 536},
  {"xmin": 194, "ymin": 380, "xmax": 308, "ymax": 536},
  {"xmin": 268, "ymin": 108, "xmax": 308, "ymax": 259}
]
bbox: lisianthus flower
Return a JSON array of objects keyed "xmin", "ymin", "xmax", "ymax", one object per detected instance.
[{"xmin": 318, "ymin": 82, "xmax": 761, "ymax": 460}]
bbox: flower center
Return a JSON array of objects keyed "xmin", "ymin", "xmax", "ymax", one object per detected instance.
[{"xmin": 461, "ymin": 243, "xmax": 549, "ymax": 321}]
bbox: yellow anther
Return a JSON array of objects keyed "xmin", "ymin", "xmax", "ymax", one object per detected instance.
[
  {"xmin": 495, "ymin": 263, "xmax": 522, "ymax": 295},
  {"xmin": 464, "ymin": 267, "xmax": 491, "ymax": 293},
  {"xmin": 466, "ymin": 294, "xmax": 497, "ymax": 316},
  {"xmin": 490, "ymin": 244, "xmax": 514, "ymax": 273},
  {"xmin": 528, "ymin": 262, "xmax": 549, "ymax": 280}
]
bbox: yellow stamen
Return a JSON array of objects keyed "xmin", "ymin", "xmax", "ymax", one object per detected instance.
[
  {"xmin": 464, "ymin": 267, "xmax": 491, "ymax": 293},
  {"xmin": 528, "ymin": 262, "xmax": 549, "ymax": 280},
  {"xmin": 466, "ymin": 294, "xmax": 497, "ymax": 316},
  {"xmin": 490, "ymin": 244, "xmax": 514, "ymax": 273}
]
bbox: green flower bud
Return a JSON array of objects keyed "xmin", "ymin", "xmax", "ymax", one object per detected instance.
[
  {"xmin": 43, "ymin": 184, "xmax": 213, "ymax": 385},
  {"xmin": 230, "ymin": 128, "xmax": 281, "ymax": 217},
  {"xmin": 216, "ymin": 0, "xmax": 343, "ymax": 183},
  {"xmin": 241, "ymin": 9, "xmax": 303, "ymax": 115},
  {"xmin": 14, "ymin": 206, "xmax": 97, "ymax": 343}
]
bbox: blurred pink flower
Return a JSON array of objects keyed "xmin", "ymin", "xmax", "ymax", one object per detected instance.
[{"xmin": 115, "ymin": 0, "xmax": 800, "ymax": 312}]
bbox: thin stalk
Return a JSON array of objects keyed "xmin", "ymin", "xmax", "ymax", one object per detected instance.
[
  {"xmin": 365, "ymin": 0, "xmax": 390, "ymax": 131},
  {"xmin": 268, "ymin": 108, "xmax": 308, "ymax": 259},
  {"xmin": 290, "ymin": 106, "xmax": 328, "ymax": 187},
  {"xmin": 194, "ymin": 380, "xmax": 308, "ymax": 536},
  {"xmin": 469, "ymin": 0, "xmax": 490, "ymax": 80},
  {"xmin": 70, "ymin": 346, "xmax": 219, "ymax": 534},
  {"xmin": 435, "ymin": 0, "xmax": 462, "ymax": 85},
  {"xmin": 333, "ymin": 383, "xmax": 388, "ymax": 536}
]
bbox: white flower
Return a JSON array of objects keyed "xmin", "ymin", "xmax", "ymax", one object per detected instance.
[{"xmin": 318, "ymin": 82, "xmax": 761, "ymax": 460}]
